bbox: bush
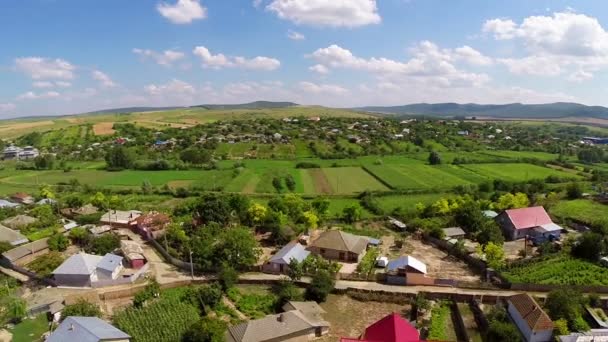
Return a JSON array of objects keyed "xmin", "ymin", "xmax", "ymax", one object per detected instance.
[
  {"xmin": 182, "ymin": 317, "xmax": 226, "ymax": 342},
  {"xmin": 48, "ymin": 234, "xmax": 69, "ymax": 252},
  {"xmin": 295, "ymin": 162, "xmax": 321, "ymax": 169},
  {"xmin": 62, "ymin": 299, "xmax": 102, "ymax": 320},
  {"xmin": 305, "ymin": 270, "xmax": 335, "ymax": 303},
  {"xmin": 218, "ymin": 265, "xmax": 238, "ymax": 291},
  {"xmin": 87, "ymin": 234, "xmax": 120, "ymax": 255},
  {"xmin": 26, "ymin": 252, "xmax": 63, "ymax": 277}
]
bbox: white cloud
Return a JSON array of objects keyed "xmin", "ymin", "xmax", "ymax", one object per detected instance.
[
  {"xmin": 484, "ymin": 12, "xmax": 608, "ymax": 78},
  {"xmin": 92, "ymin": 70, "xmax": 117, "ymax": 88},
  {"xmin": 15, "ymin": 57, "xmax": 75, "ymax": 80},
  {"xmin": 0, "ymin": 103, "xmax": 16, "ymax": 113},
  {"xmin": 133, "ymin": 48, "xmax": 186, "ymax": 66},
  {"xmin": 17, "ymin": 91, "xmax": 61, "ymax": 100},
  {"xmin": 253, "ymin": 0, "xmax": 263, "ymax": 8},
  {"xmin": 298, "ymin": 81, "xmax": 348, "ymax": 95},
  {"xmin": 56, "ymin": 81, "xmax": 72, "ymax": 88},
  {"xmin": 192, "ymin": 46, "xmax": 280, "ymax": 70},
  {"xmin": 266, "ymin": 0, "xmax": 381, "ymax": 27},
  {"xmin": 32, "ymin": 81, "xmax": 53, "ymax": 88},
  {"xmin": 157, "ymin": 0, "xmax": 207, "ymax": 24},
  {"xmin": 287, "ymin": 29, "xmax": 305, "ymax": 40},
  {"xmin": 453, "ymin": 46, "xmax": 493, "ymax": 66},
  {"xmin": 309, "ymin": 42, "xmax": 490, "ymax": 88},
  {"xmin": 144, "ymin": 79, "xmax": 196, "ymax": 100},
  {"xmin": 309, "ymin": 64, "xmax": 329, "ymax": 75}
]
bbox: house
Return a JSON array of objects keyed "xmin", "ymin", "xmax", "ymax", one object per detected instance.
[
  {"xmin": 558, "ymin": 329, "xmax": 608, "ymax": 342},
  {"xmin": 308, "ymin": 230, "xmax": 369, "ymax": 263},
  {"xmin": 0, "ymin": 224, "xmax": 28, "ymax": 246},
  {"xmin": 282, "ymin": 301, "xmax": 327, "ymax": 325},
  {"xmin": 99, "ymin": 210, "xmax": 141, "ymax": 228},
  {"xmin": 507, "ymin": 293, "xmax": 554, "ymax": 342},
  {"xmin": 0, "ymin": 199, "xmax": 19, "ymax": 208},
  {"xmin": 120, "ymin": 240, "xmax": 146, "ymax": 269},
  {"xmin": 52, "ymin": 252, "xmax": 123, "ymax": 287},
  {"xmin": 62, "ymin": 204, "xmax": 99, "ymax": 218},
  {"xmin": 385, "ymin": 256, "xmax": 429, "ymax": 286},
  {"xmin": 3, "ymin": 145, "xmax": 21, "ymax": 159},
  {"xmin": 388, "ymin": 217, "xmax": 407, "ymax": 231},
  {"xmin": 96, "ymin": 253, "xmax": 124, "ymax": 280},
  {"xmin": 10, "ymin": 192, "xmax": 34, "ymax": 205},
  {"xmin": 496, "ymin": 206, "xmax": 563, "ymax": 240},
  {"xmin": 226, "ymin": 308, "xmax": 329, "ymax": 342},
  {"xmin": 88, "ymin": 225, "xmax": 112, "ymax": 236},
  {"xmin": 442, "ymin": 227, "xmax": 466, "ymax": 239},
  {"xmin": 340, "ymin": 313, "xmax": 421, "ymax": 342},
  {"xmin": 133, "ymin": 211, "xmax": 170, "ymax": 240},
  {"xmin": 37, "ymin": 198, "xmax": 57, "ymax": 206},
  {"xmin": 19, "ymin": 146, "xmax": 39, "ymax": 160},
  {"xmin": 1, "ymin": 238, "xmax": 48, "ymax": 266},
  {"xmin": 263, "ymin": 242, "xmax": 310, "ymax": 274},
  {"xmin": 2, "ymin": 215, "xmax": 38, "ymax": 229},
  {"xmin": 47, "ymin": 316, "xmax": 131, "ymax": 342}
]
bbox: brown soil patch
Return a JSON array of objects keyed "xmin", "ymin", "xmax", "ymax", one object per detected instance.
[
  {"xmin": 93, "ymin": 122, "xmax": 115, "ymax": 135},
  {"xmin": 310, "ymin": 169, "xmax": 332, "ymax": 194},
  {"xmin": 319, "ymin": 294, "xmax": 410, "ymax": 341}
]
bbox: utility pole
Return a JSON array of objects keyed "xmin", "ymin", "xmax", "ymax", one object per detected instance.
[{"xmin": 189, "ymin": 248, "xmax": 194, "ymax": 280}]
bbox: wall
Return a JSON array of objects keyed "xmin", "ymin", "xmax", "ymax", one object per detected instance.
[
  {"xmin": 308, "ymin": 246, "xmax": 361, "ymax": 263},
  {"xmin": 149, "ymin": 238, "xmax": 197, "ymax": 271},
  {"xmin": 92, "ymin": 262, "xmax": 150, "ymax": 289},
  {"xmin": 54, "ymin": 274, "xmax": 91, "ymax": 287}
]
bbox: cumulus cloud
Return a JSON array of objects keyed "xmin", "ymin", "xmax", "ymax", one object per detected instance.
[
  {"xmin": 17, "ymin": 91, "xmax": 61, "ymax": 100},
  {"xmin": 309, "ymin": 64, "xmax": 329, "ymax": 75},
  {"xmin": 92, "ymin": 70, "xmax": 117, "ymax": 88},
  {"xmin": 56, "ymin": 81, "xmax": 72, "ymax": 87},
  {"xmin": 309, "ymin": 42, "xmax": 490, "ymax": 88},
  {"xmin": 192, "ymin": 46, "xmax": 280, "ymax": 70},
  {"xmin": 484, "ymin": 12, "xmax": 608, "ymax": 80},
  {"xmin": 33, "ymin": 81, "xmax": 72, "ymax": 88},
  {"xmin": 15, "ymin": 57, "xmax": 75, "ymax": 80},
  {"xmin": 266, "ymin": 0, "xmax": 381, "ymax": 27},
  {"xmin": 298, "ymin": 81, "xmax": 348, "ymax": 95},
  {"xmin": 157, "ymin": 0, "xmax": 207, "ymax": 24},
  {"xmin": 144, "ymin": 79, "xmax": 196, "ymax": 101},
  {"xmin": 453, "ymin": 46, "xmax": 493, "ymax": 66},
  {"xmin": 287, "ymin": 29, "xmax": 305, "ymax": 40},
  {"xmin": 133, "ymin": 48, "xmax": 186, "ymax": 66},
  {"xmin": 0, "ymin": 103, "xmax": 16, "ymax": 113}
]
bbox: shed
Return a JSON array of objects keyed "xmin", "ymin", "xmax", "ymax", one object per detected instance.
[
  {"xmin": 0, "ymin": 224, "xmax": 28, "ymax": 246},
  {"xmin": 386, "ymin": 256, "xmax": 427, "ymax": 275},
  {"xmin": 482, "ymin": 210, "xmax": 498, "ymax": 218},
  {"xmin": 120, "ymin": 240, "xmax": 146, "ymax": 269},
  {"xmin": 442, "ymin": 227, "xmax": 466, "ymax": 239},
  {"xmin": 388, "ymin": 217, "xmax": 407, "ymax": 230},
  {"xmin": 96, "ymin": 253, "xmax": 124, "ymax": 280}
]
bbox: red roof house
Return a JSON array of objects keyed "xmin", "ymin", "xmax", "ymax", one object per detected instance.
[
  {"xmin": 496, "ymin": 206, "xmax": 562, "ymax": 240},
  {"xmin": 133, "ymin": 211, "xmax": 170, "ymax": 240},
  {"xmin": 341, "ymin": 313, "xmax": 421, "ymax": 342}
]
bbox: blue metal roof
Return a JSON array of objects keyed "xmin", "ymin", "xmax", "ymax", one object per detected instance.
[
  {"xmin": 96, "ymin": 253, "xmax": 123, "ymax": 273},
  {"xmin": 368, "ymin": 238, "xmax": 381, "ymax": 246},
  {"xmin": 269, "ymin": 242, "xmax": 310, "ymax": 265},
  {"xmin": 47, "ymin": 316, "xmax": 130, "ymax": 342}
]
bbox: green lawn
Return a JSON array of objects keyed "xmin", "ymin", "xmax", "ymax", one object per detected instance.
[
  {"xmin": 10, "ymin": 314, "xmax": 49, "ymax": 342},
  {"xmin": 502, "ymin": 255, "xmax": 608, "ymax": 286},
  {"xmin": 551, "ymin": 199, "xmax": 608, "ymax": 224}
]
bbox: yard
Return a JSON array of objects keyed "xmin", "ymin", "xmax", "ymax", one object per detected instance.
[
  {"xmin": 9, "ymin": 314, "xmax": 49, "ymax": 342},
  {"xmin": 318, "ymin": 294, "xmax": 410, "ymax": 341}
]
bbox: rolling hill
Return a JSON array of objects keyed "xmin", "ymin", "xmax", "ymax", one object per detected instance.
[{"xmin": 355, "ymin": 102, "xmax": 608, "ymax": 119}]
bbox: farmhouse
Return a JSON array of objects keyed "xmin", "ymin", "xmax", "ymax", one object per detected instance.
[
  {"xmin": 0, "ymin": 224, "xmax": 28, "ymax": 246},
  {"xmin": 496, "ymin": 206, "xmax": 562, "ymax": 240},
  {"xmin": 263, "ymin": 242, "xmax": 310, "ymax": 274},
  {"xmin": 52, "ymin": 252, "xmax": 124, "ymax": 287},
  {"xmin": 385, "ymin": 256, "xmax": 429, "ymax": 286},
  {"xmin": 10, "ymin": 192, "xmax": 34, "ymax": 205},
  {"xmin": 133, "ymin": 211, "xmax": 170, "ymax": 240},
  {"xmin": 507, "ymin": 293, "xmax": 554, "ymax": 342},
  {"xmin": 99, "ymin": 210, "xmax": 141, "ymax": 228},
  {"xmin": 47, "ymin": 316, "xmax": 131, "ymax": 342},
  {"xmin": 226, "ymin": 307, "xmax": 329, "ymax": 342},
  {"xmin": 308, "ymin": 230, "xmax": 369, "ymax": 263},
  {"xmin": 340, "ymin": 312, "xmax": 420, "ymax": 342}
]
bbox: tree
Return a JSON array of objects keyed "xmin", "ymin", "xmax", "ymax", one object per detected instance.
[
  {"xmin": 572, "ymin": 232, "xmax": 604, "ymax": 261},
  {"xmin": 0, "ymin": 295, "xmax": 26, "ymax": 324},
  {"xmin": 275, "ymin": 280, "xmax": 303, "ymax": 306},
  {"xmin": 287, "ymin": 258, "xmax": 304, "ymax": 281},
  {"xmin": 64, "ymin": 194, "xmax": 84, "ymax": 209},
  {"xmin": 0, "ymin": 241, "xmax": 13, "ymax": 254},
  {"xmin": 218, "ymin": 264, "xmax": 238, "ymax": 291},
  {"xmin": 428, "ymin": 151, "xmax": 441, "ymax": 165},
  {"xmin": 69, "ymin": 227, "xmax": 90, "ymax": 245},
  {"xmin": 180, "ymin": 147, "xmax": 212, "ymax": 164},
  {"xmin": 476, "ymin": 221, "xmax": 504, "ymax": 246},
  {"xmin": 48, "ymin": 233, "xmax": 68, "ymax": 252},
  {"xmin": 247, "ymin": 203, "xmax": 268, "ymax": 226},
  {"xmin": 285, "ymin": 175, "xmax": 296, "ymax": 192},
  {"xmin": 88, "ymin": 234, "xmax": 120, "ymax": 255},
  {"xmin": 187, "ymin": 284, "xmax": 223, "ymax": 314},
  {"xmin": 194, "ymin": 194, "xmax": 232, "ymax": 226},
  {"xmin": 61, "ymin": 299, "xmax": 102, "ymax": 321},
  {"xmin": 312, "ymin": 197, "xmax": 330, "ymax": 218},
  {"xmin": 215, "ymin": 228, "xmax": 261, "ymax": 270},
  {"xmin": 342, "ymin": 204, "xmax": 362, "ymax": 223},
  {"xmin": 90, "ymin": 192, "xmax": 107, "ymax": 210},
  {"xmin": 478, "ymin": 242, "xmax": 505, "ymax": 269},
  {"xmin": 486, "ymin": 320, "xmax": 520, "ymax": 342},
  {"xmin": 577, "ymin": 147, "xmax": 604, "ymax": 164},
  {"xmin": 494, "ymin": 192, "xmax": 529, "ymax": 211},
  {"xmin": 34, "ymin": 154, "xmax": 55, "ymax": 170},
  {"xmin": 133, "ymin": 280, "xmax": 161, "ymax": 308},
  {"xmin": 272, "ymin": 177, "xmax": 283, "ymax": 193},
  {"xmin": 553, "ymin": 319, "xmax": 570, "ymax": 338},
  {"xmin": 566, "ymin": 182, "xmax": 583, "ymax": 199},
  {"xmin": 305, "ymin": 269, "xmax": 335, "ymax": 303},
  {"xmin": 545, "ymin": 288, "xmax": 588, "ymax": 331},
  {"xmin": 302, "ymin": 211, "xmax": 319, "ymax": 230},
  {"xmin": 39, "ymin": 185, "xmax": 55, "ymax": 199},
  {"xmin": 105, "ymin": 146, "xmax": 134, "ymax": 170},
  {"xmin": 182, "ymin": 317, "xmax": 227, "ymax": 342}
]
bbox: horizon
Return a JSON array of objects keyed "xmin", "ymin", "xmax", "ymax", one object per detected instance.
[{"xmin": 3, "ymin": 1, "xmax": 608, "ymax": 117}]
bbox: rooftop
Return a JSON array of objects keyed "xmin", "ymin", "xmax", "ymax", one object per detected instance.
[
  {"xmin": 310, "ymin": 230, "xmax": 369, "ymax": 254},
  {"xmin": 96, "ymin": 253, "xmax": 123, "ymax": 273},
  {"xmin": 47, "ymin": 316, "xmax": 130, "ymax": 342},
  {"xmin": 269, "ymin": 242, "xmax": 310, "ymax": 265},
  {"xmin": 504, "ymin": 206, "xmax": 553, "ymax": 230},
  {"xmin": 386, "ymin": 256, "xmax": 427, "ymax": 274},
  {"xmin": 52, "ymin": 253, "xmax": 103, "ymax": 276},
  {"xmin": 508, "ymin": 293, "xmax": 554, "ymax": 332},
  {"xmin": 0, "ymin": 224, "xmax": 28, "ymax": 246},
  {"xmin": 227, "ymin": 310, "xmax": 327, "ymax": 342}
]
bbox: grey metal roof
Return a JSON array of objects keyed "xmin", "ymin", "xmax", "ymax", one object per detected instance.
[
  {"xmin": 0, "ymin": 199, "xmax": 19, "ymax": 208},
  {"xmin": 0, "ymin": 224, "xmax": 28, "ymax": 246},
  {"xmin": 2, "ymin": 238, "xmax": 49, "ymax": 262},
  {"xmin": 269, "ymin": 242, "xmax": 310, "ymax": 265},
  {"xmin": 387, "ymin": 255, "xmax": 427, "ymax": 274},
  {"xmin": 47, "ymin": 316, "xmax": 130, "ymax": 342},
  {"xmin": 442, "ymin": 227, "xmax": 466, "ymax": 237},
  {"xmin": 52, "ymin": 253, "xmax": 102, "ymax": 276},
  {"xmin": 226, "ymin": 310, "xmax": 324, "ymax": 342},
  {"xmin": 96, "ymin": 253, "xmax": 123, "ymax": 273}
]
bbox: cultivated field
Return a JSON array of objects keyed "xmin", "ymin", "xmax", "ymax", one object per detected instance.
[
  {"xmin": 502, "ymin": 255, "xmax": 608, "ymax": 286},
  {"xmin": 550, "ymin": 199, "xmax": 608, "ymax": 224}
]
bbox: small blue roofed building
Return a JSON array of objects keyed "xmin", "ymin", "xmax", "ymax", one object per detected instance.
[
  {"xmin": 263, "ymin": 242, "xmax": 310, "ymax": 274},
  {"xmin": 385, "ymin": 255, "xmax": 428, "ymax": 286},
  {"xmin": 583, "ymin": 137, "xmax": 608, "ymax": 145},
  {"xmin": 47, "ymin": 316, "xmax": 131, "ymax": 342}
]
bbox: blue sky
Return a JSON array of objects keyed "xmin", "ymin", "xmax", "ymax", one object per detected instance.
[{"xmin": 2, "ymin": 0, "xmax": 608, "ymax": 117}]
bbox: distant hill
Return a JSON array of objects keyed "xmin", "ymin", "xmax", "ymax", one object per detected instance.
[
  {"xmin": 191, "ymin": 101, "xmax": 298, "ymax": 110},
  {"xmin": 84, "ymin": 106, "xmax": 185, "ymax": 115},
  {"xmin": 355, "ymin": 102, "xmax": 608, "ymax": 119}
]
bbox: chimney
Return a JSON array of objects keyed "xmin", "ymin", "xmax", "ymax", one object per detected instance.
[
  {"xmin": 69, "ymin": 323, "xmax": 74, "ymax": 331},
  {"xmin": 277, "ymin": 313, "xmax": 284, "ymax": 322}
]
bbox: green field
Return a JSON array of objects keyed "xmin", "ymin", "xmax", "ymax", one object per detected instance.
[
  {"xmin": 322, "ymin": 167, "xmax": 389, "ymax": 194},
  {"xmin": 460, "ymin": 163, "xmax": 579, "ymax": 182},
  {"xmin": 502, "ymin": 255, "xmax": 608, "ymax": 286},
  {"xmin": 550, "ymin": 199, "xmax": 608, "ymax": 224},
  {"xmin": 479, "ymin": 150, "xmax": 561, "ymax": 161}
]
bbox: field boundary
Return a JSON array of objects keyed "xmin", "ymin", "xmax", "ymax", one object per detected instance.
[{"xmin": 361, "ymin": 165, "xmax": 395, "ymax": 190}]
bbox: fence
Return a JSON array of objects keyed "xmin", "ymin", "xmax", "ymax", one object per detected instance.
[
  {"xmin": 92, "ymin": 263, "xmax": 150, "ymax": 288},
  {"xmin": 4, "ymin": 262, "xmax": 56, "ymax": 286},
  {"xmin": 469, "ymin": 299, "xmax": 490, "ymax": 333},
  {"xmin": 149, "ymin": 238, "xmax": 198, "ymax": 272},
  {"xmin": 422, "ymin": 235, "xmax": 488, "ymax": 273},
  {"xmin": 450, "ymin": 299, "xmax": 470, "ymax": 342}
]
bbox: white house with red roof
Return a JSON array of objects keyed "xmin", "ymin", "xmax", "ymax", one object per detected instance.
[{"xmin": 496, "ymin": 206, "xmax": 563, "ymax": 241}]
